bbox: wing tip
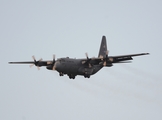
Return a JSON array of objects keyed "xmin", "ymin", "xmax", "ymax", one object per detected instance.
[{"xmin": 144, "ymin": 53, "xmax": 150, "ymax": 55}]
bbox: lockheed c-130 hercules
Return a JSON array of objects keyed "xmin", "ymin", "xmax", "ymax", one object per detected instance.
[{"xmin": 9, "ymin": 36, "xmax": 149, "ymax": 79}]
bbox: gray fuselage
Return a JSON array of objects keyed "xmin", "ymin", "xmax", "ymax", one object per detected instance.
[{"xmin": 55, "ymin": 57, "xmax": 102, "ymax": 76}]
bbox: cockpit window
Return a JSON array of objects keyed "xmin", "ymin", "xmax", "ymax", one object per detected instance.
[
  {"xmin": 58, "ymin": 58, "xmax": 65, "ymax": 63},
  {"xmin": 62, "ymin": 59, "xmax": 65, "ymax": 62},
  {"xmin": 57, "ymin": 59, "xmax": 61, "ymax": 63}
]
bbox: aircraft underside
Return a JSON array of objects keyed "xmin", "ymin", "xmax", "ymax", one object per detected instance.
[{"xmin": 56, "ymin": 64, "xmax": 103, "ymax": 79}]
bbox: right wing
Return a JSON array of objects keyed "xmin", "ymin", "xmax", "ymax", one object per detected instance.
[
  {"xmin": 8, "ymin": 60, "xmax": 53, "ymax": 66},
  {"xmin": 9, "ymin": 55, "xmax": 55, "ymax": 67}
]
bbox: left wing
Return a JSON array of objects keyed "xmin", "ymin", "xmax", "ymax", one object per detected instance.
[
  {"xmin": 109, "ymin": 53, "xmax": 149, "ymax": 63},
  {"xmin": 82, "ymin": 53, "xmax": 149, "ymax": 67}
]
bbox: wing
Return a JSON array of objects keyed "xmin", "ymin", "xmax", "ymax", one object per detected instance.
[
  {"xmin": 8, "ymin": 61, "xmax": 53, "ymax": 66},
  {"xmin": 8, "ymin": 55, "xmax": 55, "ymax": 67},
  {"xmin": 9, "ymin": 62, "xmax": 35, "ymax": 64},
  {"xmin": 81, "ymin": 53, "xmax": 149, "ymax": 67},
  {"xmin": 109, "ymin": 53, "xmax": 149, "ymax": 63}
]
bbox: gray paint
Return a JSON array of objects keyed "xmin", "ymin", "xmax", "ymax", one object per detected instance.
[
  {"xmin": 9, "ymin": 36, "xmax": 148, "ymax": 79},
  {"xmin": 1, "ymin": 0, "xmax": 162, "ymax": 120}
]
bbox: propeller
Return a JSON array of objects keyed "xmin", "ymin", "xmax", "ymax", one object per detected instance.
[
  {"xmin": 85, "ymin": 53, "xmax": 89, "ymax": 59},
  {"xmin": 46, "ymin": 54, "xmax": 57, "ymax": 70},
  {"xmin": 52, "ymin": 54, "xmax": 56, "ymax": 70},
  {"xmin": 85, "ymin": 53, "xmax": 92, "ymax": 68},
  {"xmin": 103, "ymin": 50, "xmax": 109, "ymax": 66},
  {"xmin": 29, "ymin": 56, "xmax": 42, "ymax": 70}
]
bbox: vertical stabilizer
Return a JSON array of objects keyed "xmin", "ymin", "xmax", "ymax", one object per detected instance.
[{"xmin": 98, "ymin": 36, "xmax": 107, "ymax": 58}]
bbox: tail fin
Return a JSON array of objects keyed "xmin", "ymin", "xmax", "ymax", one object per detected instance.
[{"xmin": 98, "ymin": 36, "xmax": 107, "ymax": 58}]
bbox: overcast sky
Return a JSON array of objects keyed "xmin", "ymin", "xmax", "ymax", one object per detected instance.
[{"xmin": 0, "ymin": 0, "xmax": 162, "ymax": 120}]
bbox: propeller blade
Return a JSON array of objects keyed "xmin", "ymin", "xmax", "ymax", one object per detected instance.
[
  {"xmin": 105, "ymin": 50, "xmax": 109, "ymax": 59},
  {"xmin": 38, "ymin": 58, "xmax": 43, "ymax": 61},
  {"xmin": 53, "ymin": 54, "xmax": 55, "ymax": 60},
  {"xmin": 85, "ymin": 53, "xmax": 89, "ymax": 59},
  {"xmin": 103, "ymin": 61, "xmax": 107, "ymax": 66},
  {"xmin": 29, "ymin": 64, "xmax": 34, "ymax": 68},
  {"xmin": 53, "ymin": 54, "xmax": 55, "ymax": 63},
  {"xmin": 32, "ymin": 56, "xmax": 36, "ymax": 62},
  {"xmin": 106, "ymin": 50, "xmax": 109, "ymax": 55},
  {"xmin": 84, "ymin": 52, "xmax": 92, "ymax": 68},
  {"xmin": 81, "ymin": 61, "xmax": 86, "ymax": 64},
  {"xmin": 30, "ymin": 55, "xmax": 41, "ymax": 70},
  {"xmin": 53, "ymin": 66, "xmax": 56, "ymax": 70},
  {"xmin": 102, "ymin": 50, "xmax": 110, "ymax": 66},
  {"xmin": 37, "ymin": 66, "xmax": 40, "ymax": 70},
  {"xmin": 52, "ymin": 64, "xmax": 56, "ymax": 70}
]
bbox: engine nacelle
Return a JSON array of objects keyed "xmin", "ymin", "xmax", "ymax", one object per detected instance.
[
  {"xmin": 106, "ymin": 63, "xmax": 113, "ymax": 67},
  {"xmin": 46, "ymin": 65, "xmax": 53, "ymax": 70}
]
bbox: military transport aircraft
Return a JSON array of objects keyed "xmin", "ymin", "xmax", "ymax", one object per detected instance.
[{"xmin": 9, "ymin": 36, "xmax": 149, "ymax": 79}]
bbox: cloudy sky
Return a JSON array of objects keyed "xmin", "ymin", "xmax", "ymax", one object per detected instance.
[{"xmin": 0, "ymin": 0, "xmax": 162, "ymax": 120}]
